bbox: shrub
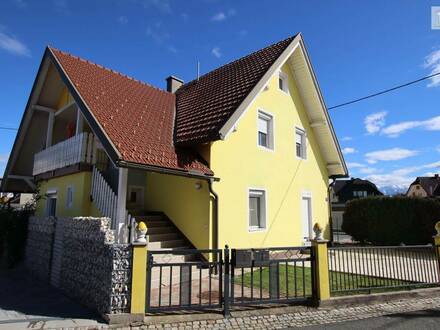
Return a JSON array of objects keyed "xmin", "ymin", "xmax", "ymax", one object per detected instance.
[
  {"xmin": 0, "ymin": 205, "xmax": 34, "ymax": 268},
  {"xmin": 342, "ymin": 196, "xmax": 440, "ymax": 245}
]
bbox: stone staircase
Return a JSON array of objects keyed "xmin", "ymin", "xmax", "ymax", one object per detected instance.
[{"xmin": 130, "ymin": 212, "xmax": 213, "ymax": 291}]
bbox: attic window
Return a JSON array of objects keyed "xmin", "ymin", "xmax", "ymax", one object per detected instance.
[
  {"xmin": 257, "ymin": 111, "xmax": 274, "ymax": 150},
  {"xmin": 278, "ymin": 71, "xmax": 289, "ymax": 94}
]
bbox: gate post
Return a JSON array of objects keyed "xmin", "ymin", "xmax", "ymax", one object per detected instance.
[
  {"xmin": 130, "ymin": 240, "xmax": 148, "ymax": 316},
  {"xmin": 223, "ymin": 245, "xmax": 231, "ymax": 317},
  {"xmin": 311, "ymin": 239, "xmax": 330, "ymax": 304},
  {"xmin": 434, "ymin": 221, "xmax": 440, "ymax": 277}
]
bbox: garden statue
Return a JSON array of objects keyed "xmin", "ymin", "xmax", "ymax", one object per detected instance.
[
  {"xmin": 313, "ymin": 222, "xmax": 324, "ymax": 240},
  {"xmin": 135, "ymin": 221, "xmax": 148, "ymax": 243}
]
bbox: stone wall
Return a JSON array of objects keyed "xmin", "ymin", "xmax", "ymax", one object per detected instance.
[
  {"xmin": 25, "ymin": 216, "xmax": 132, "ymax": 315},
  {"xmin": 25, "ymin": 216, "xmax": 56, "ymax": 280}
]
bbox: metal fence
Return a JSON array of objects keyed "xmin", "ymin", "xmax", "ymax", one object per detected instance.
[
  {"xmin": 145, "ymin": 249, "xmax": 223, "ymax": 313},
  {"xmin": 226, "ymin": 246, "xmax": 315, "ymax": 308},
  {"xmin": 328, "ymin": 245, "xmax": 440, "ymax": 295}
]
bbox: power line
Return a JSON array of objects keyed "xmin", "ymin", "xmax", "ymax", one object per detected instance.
[
  {"xmin": 328, "ymin": 71, "xmax": 440, "ymax": 110},
  {"xmin": 0, "ymin": 127, "xmax": 18, "ymax": 131}
]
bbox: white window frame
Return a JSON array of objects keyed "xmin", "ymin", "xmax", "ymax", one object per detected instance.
[
  {"xmin": 248, "ymin": 188, "xmax": 267, "ymax": 232},
  {"xmin": 295, "ymin": 127, "xmax": 307, "ymax": 160},
  {"xmin": 278, "ymin": 70, "xmax": 289, "ymax": 94},
  {"xmin": 257, "ymin": 110, "xmax": 274, "ymax": 151},
  {"xmin": 66, "ymin": 185, "xmax": 74, "ymax": 209}
]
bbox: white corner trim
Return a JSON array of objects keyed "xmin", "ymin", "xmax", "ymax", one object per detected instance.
[{"xmin": 219, "ymin": 35, "xmax": 302, "ymax": 140}]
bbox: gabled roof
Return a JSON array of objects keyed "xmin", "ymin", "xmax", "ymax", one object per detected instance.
[
  {"xmin": 175, "ymin": 36, "xmax": 296, "ymax": 145},
  {"xmin": 409, "ymin": 175, "xmax": 440, "ymax": 196},
  {"xmin": 49, "ymin": 48, "xmax": 213, "ymax": 176}
]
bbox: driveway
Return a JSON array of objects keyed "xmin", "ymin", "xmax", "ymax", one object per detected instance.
[{"xmin": 0, "ymin": 267, "xmax": 106, "ymax": 329}]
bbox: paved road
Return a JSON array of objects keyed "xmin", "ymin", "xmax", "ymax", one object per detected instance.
[
  {"xmin": 301, "ymin": 308, "xmax": 440, "ymax": 330},
  {"xmin": 0, "ymin": 267, "xmax": 106, "ymax": 329}
]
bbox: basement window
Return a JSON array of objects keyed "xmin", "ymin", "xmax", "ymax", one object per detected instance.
[
  {"xmin": 249, "ymin": 189, "xmax": 266, "ymax": 230},
  {"xmin": 257, "ymin": 111, "xmax": 274, "ymax": 150}
]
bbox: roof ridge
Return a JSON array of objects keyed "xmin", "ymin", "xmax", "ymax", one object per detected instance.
[
  {"xmin": 48, "ymin": 46, "xmax": 172, "ymax": 96},
  {"xmin": 178, "ymin": 35, "xmax": 297, "ymax": 91}
]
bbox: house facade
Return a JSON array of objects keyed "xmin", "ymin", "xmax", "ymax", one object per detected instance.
[
  {"xmin": 1, "ymin": 34, "xmax": 347, "ymax": 250},
  {"xmin": 330, "ymin": 178, "xmax": 382, "ymax": 242},
  {"xmin": 406, "ymin": 175, "xmax": 440, "ymax": 197}
]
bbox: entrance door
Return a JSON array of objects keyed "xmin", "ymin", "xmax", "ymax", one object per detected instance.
[
  {"xmin": 301, "ymin": 195, "xmax": 312, "ymax": 244},
  {"xmin": 127, "ymin": 185, "xmax": 145, "ymax": 210}
]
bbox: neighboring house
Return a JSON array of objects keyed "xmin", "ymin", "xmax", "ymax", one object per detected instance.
[
  {"xmin": 0, "ymin": 179, "xmax": 34, "ymax": 208},
  {"xmin": 406, "ymin": 174, "xmax": 440, "ymax": 197},
  {"xmin": 1, "ymin": 34, "xmax": 347, "ymax": 250},
  {"xmin": 330, "ymin": 178, "xmax": 383, "ymax": 242}
]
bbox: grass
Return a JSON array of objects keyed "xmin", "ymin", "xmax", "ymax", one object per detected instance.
[{"xmin": 241, "ymin": 264, "xmax": 417, "ymax": 298}]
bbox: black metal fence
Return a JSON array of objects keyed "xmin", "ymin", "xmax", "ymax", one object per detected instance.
[
  {"xmin": 328, "ymin": 245, "xmax": 440, "ymax": 295},
  {"xmin": 145, "ymin": 249, "xmax": 223, "ymax": 313},
  {"xmin": 227, "ymin": 246, "xmax": 315, "ymax": 307}
]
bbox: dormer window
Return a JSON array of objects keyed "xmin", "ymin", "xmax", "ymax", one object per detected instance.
[{"xmin": 278, "ymin": 71, "xmax": 289, "ymax": 94}]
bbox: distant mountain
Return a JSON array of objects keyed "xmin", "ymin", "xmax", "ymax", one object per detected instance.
[{"xmin": 378, "ymin": 185, "xmax": 407, "ymax": 196}]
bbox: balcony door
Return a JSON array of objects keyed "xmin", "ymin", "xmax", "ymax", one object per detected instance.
[{"xmin": 301, "ymin": 193, "xmax": 312, "ymax": 245}]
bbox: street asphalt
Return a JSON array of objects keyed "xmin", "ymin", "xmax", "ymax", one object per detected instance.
[{"xmin": 300, "ymin": 308, "xmax": 440, "ymax": 330}]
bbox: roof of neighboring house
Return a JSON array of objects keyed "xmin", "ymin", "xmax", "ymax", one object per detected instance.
[
  {"xmin": 175, "ymin": 36, "xmax": 296, "ymax": 145},
  {"xmin": 49, "ymin": 47, "xmax": 213, "ymax": 176},
  {"xmin": 409, "ymin": 175, "xmax": 440, "ymax": 196},
  {"xmin": 331, "ymin": 178, "xmax": 383, "ymax": 196}
]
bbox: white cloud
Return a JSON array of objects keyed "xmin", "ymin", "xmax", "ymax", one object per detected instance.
[
  {"xmin": 239, "ymin": 29, "xmax": 248, "ymax": 37},
  {"xmin": 381, "ymin": 115, "xmax": 440, "ymax": 137},
  {"xmin": 0, "ymin": 154, "xmax": 9, "ymax": 163},
  {"xmin": 359, "ymin": 167, "xmax": 378, "ymax": 174},
  {"xmin": 211, "ymin": 9, "xmax": 236, "ymax": 22},
  {"xmin": 424, "ymin": 49, "xmax": 440, "ymax": 87},
  {"xmin": 118, "ymin": 16, "xmax": 128, "ymax": 24},
  {"xmin": 342, "ymin": 147, "xmax": 356, "ymax": 154},
  {"xmin": 437, "ymin": 146, "xmax": 440, "ymax": 153},
  {"xmin": 365, "ymin": 148, "xmax": 418, "ymax": 164},
  {"xmin": 364, "ymin": 111, "xmax": 387, "ymax": 134},
  {"xmin": 341, "ymin": 136, "xmax": 352, "ymax": 141},
  {"xmin": 167, "ymin": 45, "xmax": 177, "ymax": 53},
  {"xmin": 140, "ymin": 0, "xmax": 171, "ymax": 13},
  {"xmin": 146, "ymin": 23, "xmax": 169, "ymax": 44},
  {"xmin": 0, "ymin": 31, "xmax": 30, "ymax": 57},
  {"xmin": 347, "ymin": 162, "xmax": 365, "ymax": 168},
  {"xmin": 53, "ymin": 0, "xmax": 68, "ymax": 13},
  {"xmin": 211, "ymin": 47, "xmax": 222, "ymax": 58}
]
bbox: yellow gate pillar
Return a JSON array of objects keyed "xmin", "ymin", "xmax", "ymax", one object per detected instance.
[
  {"xmin": 434, "ymin": 221, "xmax": 440, "ymax": 268},
  {"xmin": 131, "ymin": 241, "xmax": 148, "ymax": 316},
  {"xmin": 312, "ymin": 239, "xmax": 330, "ymax": 303}
]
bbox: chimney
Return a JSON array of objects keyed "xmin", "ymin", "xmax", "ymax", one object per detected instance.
[{"xmin": 166, "ymin": 76, "xmax": 184, "ymax": 93}]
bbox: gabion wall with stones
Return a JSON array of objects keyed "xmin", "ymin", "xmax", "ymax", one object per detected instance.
[
  {"xmin": 25, "ymin": 216, "xmax": 132, "ymax": 315},
  {"xmin": 25, "ymin": 216, "xmax": 56, "ymax": 281}
]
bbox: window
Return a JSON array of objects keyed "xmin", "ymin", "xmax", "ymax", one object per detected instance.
[
  {"xmin": 249, "ymin": 189, "xmax": 266, "ymax": 230},
  {"xmin": 66, "ymin": 186, "xmax": 74, "ymax": 209},
  {"xmin": 295, "ymin": 128, "xmax": 307, "ymax": 159},
  {"xmin": 279, "ymin": 71, "xmax": 289, "ymax": 93},
  {"xmin": 257, "ymin": 111, "xmax": 274, "ymax": 149},
  {"xmin": 46, "ymin": 193, "xmax": 57, "ymax": 217},
  {"xmin": 353, "ymin": 191, "xmax": 367, "ymax": 198}
]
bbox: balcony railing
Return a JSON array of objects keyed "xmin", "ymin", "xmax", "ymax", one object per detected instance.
[{"xmin": 33, "ymin": 132, "xmax": 95, "ymax": 176}]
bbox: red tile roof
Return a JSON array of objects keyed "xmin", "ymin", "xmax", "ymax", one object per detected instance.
[
  {"xmin": 174, "ymin": 36, "xmax": 296, "ymax": 145},
  {"xmin": 49, "ymin": 47, "xmax": 213, "ymax": 176}
]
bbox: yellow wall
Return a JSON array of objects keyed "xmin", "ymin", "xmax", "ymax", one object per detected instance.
[
  {"xmin": 56, "ymin": 87, "xmax": 74, "ymax": 110},
  {"xmin": 36, "ymin": 171, "xmax": 101, "ymax": 217},
  {"xmin": 210, "ymin": 62, "xmax": 330, "ymax": 249},
  {"xmin": 144, "ymin": 172, "xmax": 212, "ymax": 249}
]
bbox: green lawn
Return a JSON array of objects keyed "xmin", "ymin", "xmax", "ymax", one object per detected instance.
[{"xmin": 240, "ymin": 264, "xmax": 414, "ymax": 297}]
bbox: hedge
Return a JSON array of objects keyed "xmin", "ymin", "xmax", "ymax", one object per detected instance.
[
  {"xmin": 0, "ymin": 206, "xmax": 33, "ymax": 268},
  {"xmin": 342, "ymin": 196, "xmax": 440, "ymax": 245}
]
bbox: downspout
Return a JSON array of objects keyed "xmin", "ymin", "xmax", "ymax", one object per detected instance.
[{"xmin": 208, "ymin": 178, "xmax": 219, "ymax": 253}]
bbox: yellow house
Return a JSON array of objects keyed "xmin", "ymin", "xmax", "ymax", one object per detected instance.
[{"xmin": 1, "ymin": 34, "xmax": 347, "ymax": 250}]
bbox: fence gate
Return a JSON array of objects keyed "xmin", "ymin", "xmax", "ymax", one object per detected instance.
[
  {"xmin": 145, "ymin": 249, "xmax": 223, "ymax": 313},
  {"xmin": 226, "ymin": 246, "xmax": 315, "ymax": 310}
]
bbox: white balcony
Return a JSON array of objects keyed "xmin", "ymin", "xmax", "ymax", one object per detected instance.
[{"xmin": 33, "ymin": 132, "xmax": 96, "ymax": 176}]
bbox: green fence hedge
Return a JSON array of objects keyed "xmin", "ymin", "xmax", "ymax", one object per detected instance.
[{"xmin": 342, "ymin": 196, "xmax": 440, "ymax": 245}]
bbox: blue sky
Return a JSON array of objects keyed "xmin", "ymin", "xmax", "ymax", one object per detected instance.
[{"xmin": 0, "ymin": 0, "xmax": 439, "ymax": 192}]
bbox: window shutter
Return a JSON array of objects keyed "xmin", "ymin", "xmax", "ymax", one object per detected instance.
[{"xmin": 258, "ymin": 117, "xmax": 268, "ymax": 134}]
